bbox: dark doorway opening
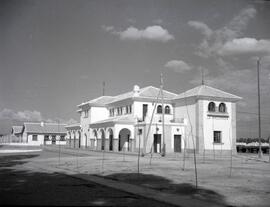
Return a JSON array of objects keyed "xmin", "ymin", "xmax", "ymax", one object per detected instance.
[
  {"xmin": 153, "ymin": 134, "xmax": 161, "ymax": 153},
  {"xmin": 174, "ymin": 135, "xmax": 181, "ymax": 152}
]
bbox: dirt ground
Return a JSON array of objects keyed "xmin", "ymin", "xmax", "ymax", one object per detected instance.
[
  {"xmin": 2, "ymin": 145, "xmax": 269, "ymax": 207},
  {"xmin": 0, "ymin": 152, "xmax": 175, "ymax": 206},
  {"xmin": 33, "ymin": 149, "xmax": 270, "ymax": 207}
]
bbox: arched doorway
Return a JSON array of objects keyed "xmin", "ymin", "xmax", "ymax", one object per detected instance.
[
  {"xmin": 84, "ymin": 133, "xmax": 87, "ymax": 148},
  {"xmin": 100, "ymin": 129, "xmax": 105, "ymax": 150},
  {"xmin": 108, "ymin": 128, "xmax": 113, "ymax": 151},
  {"xmin": 78, "ymin": 131, "xmax": 81, "ymax": 148},
  {"xmin": 93, "ymin": 130, "xmax": 98, "ymax": 148},
  {"xmin": 118, "ymin": 128, "xmax": 131, "ymax": 151}
]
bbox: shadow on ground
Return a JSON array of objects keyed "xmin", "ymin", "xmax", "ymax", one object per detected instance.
[
  {"xmin": 0, "ymin": 154, "xmax": 174, "ymax": 206},
  {"xmin": 103, "ymin": 173, "xmax": 228, "ymax": 206}
]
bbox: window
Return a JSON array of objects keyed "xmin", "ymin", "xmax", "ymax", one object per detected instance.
[
  {"xmin": 32, "ymin": 135, "xmax": 38, "ymax": 141},
  {"xmin": 128, "ymin": 105, "xmax": 132, "ymax": 113},
  {"xmin": 117, "ymin": 107, "xmax": 123, "ymax": 115},
  {"xmin": 213, "ymin": 131, "xmax": 222, "ymax": 143},
  {"xmin": 109, "ymin": 108, "xmax": 114, "ymax": 117},
  {"xmin": 60, "ymin": 135, "xmax": 65, "ymax": 141},
  {"xmin": 157, "ymin": 105, "xmax": 162, "ymax": 114},
  {"xmin": 84, "ymin": 110, "xmax": 89, "ymax": 118},
  {"xmin": 119, "ymin": 107, "xmax": 122, "ymax": 115},
  {"xmin": 219, "ymin": 103, "xmax": 226, "ymax": 113},
  {"xmin": 165, "ymin": 105, "xmax": 170, "ymax": 114},
  {"xmin": 44, "ymin": 135, "xmax": 49, "ymax": 141},
  {"xmin": 208, "ymin": 102, "xmax": 216, "ymax": 112},
  {"xmin": 125, "ymin": 106, "xmax": 128, "ymax": 114}
]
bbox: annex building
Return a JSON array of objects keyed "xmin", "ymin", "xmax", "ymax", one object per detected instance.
[
  {"xmin": 66, "ymin": 84, "xmax": 241, "ymax": 154},
  {"xmin": 11, "ymin": 122, "xmax": 67, "ymax": 145}
]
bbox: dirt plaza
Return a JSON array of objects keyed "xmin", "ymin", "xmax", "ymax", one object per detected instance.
[{"xmin": 19, "ymin": 146, "xmax": 270, "ymax": 207}]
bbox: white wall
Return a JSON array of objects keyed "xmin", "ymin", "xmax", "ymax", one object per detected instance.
[
  {"xmin": 202, "ymin": 100, "xmax": 233, "ymax": 150},
  {"xmin": 174, "ymin": 100, "xmax": 197, "ymax": 150},
  {"xmin": 27, "ymin": 134, "xmax": 44, "ymax": 145},
  {"xmin": 133, "ymin": 101, "xmax": 174, "ymax": 123}
]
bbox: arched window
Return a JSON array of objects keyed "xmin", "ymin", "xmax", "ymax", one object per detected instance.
[
  {"xmin": 165, "ymin": 105, "xmax": 170, "ymax": 114},
  {"xmin": 157, "ymin": 105, "xmax": 162, "ymax": 114},
  {"xmin": 219, "ymin": 103, "xmax": 226, "ymax": 113},
  {"xmin": 208, "ymin": 102, "xmax": 215, "ymax": 112}
]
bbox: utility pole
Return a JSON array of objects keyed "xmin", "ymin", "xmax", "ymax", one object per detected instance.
[
  {"xmin": 201, "ymin": 67, "xmax": 205, "ymax": 85},
  {"xmin": 161, "ymin": 72, "xmax": 166, "ymax": 156},
  {"xmin": 102, "ymin": 81, "xmax": 105, "ymax": 96},
  {"xmin": 257, "ymin": 58, "xmax": 263, "ymax": 158}
]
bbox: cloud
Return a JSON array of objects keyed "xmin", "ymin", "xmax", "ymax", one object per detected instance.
[
  {"xmin": 188, "ymin": 21, "xmax": 213, "ymax": 37},
  {"xmin": 219, "ymin": 38, "xmax": 270, "ymax": 56},
  {"xmin": 188, "ymin": 7, "xmax": 257, "ymax": 57},
  {"xmin": 164, "ymin": 60, "xmax": 192, "ymax": 72},
  {"xmin": 0, "ymin": 108, "xmax": 42, "ymax": 122},
  {"xmin": 101, "ymin": 25, "xmax": 115, "ymax": 32},
  {"xmin": 103, "ymin": 25, "xmax": 174, "ymax": 42}
]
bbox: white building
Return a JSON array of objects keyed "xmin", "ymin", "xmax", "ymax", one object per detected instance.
[
  {"xmin": 73, "ymin": 84, "xmax": 241, "ymax": 154},
  {"xmin": 13, "ymin": 122, "xmax": 67, "ymax": 146}
]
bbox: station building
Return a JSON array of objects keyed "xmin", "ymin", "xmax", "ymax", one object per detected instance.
[{"xmin": 68, "ymin": 84, "xmax": 241, "ymax": 154}]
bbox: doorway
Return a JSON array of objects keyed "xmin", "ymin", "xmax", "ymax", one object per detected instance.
[
  {"xmin": 174, "ymin": 135, "xmax": 181, "ymax": 152},
  {"xmin": 153, "ymin": 134, "xmax": 161, "ymax": 153}
]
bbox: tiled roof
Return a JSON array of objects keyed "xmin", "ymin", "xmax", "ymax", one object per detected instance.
[
  {"xmin": 65, "ymin": 123, "xmax": 81, "ymax": 129},
  {"xmin": 106, "ymin": 86, "xmax": 177, "ymax": 104},
  {"xmin": 78, "ymin": 85, "xmax": 177, "ymax": 107},
  {"xmin": 90, "ymin": 115, "xmax": 136, "ymax": 126},
  {"xmin": 173, "ymin": 85, "xmax": 242, "ymax": 100},
  {"xmin": 12, "ymin": 126, "xmax": 23, "ymax": 134},
  {"xmin": 24, "ymin": 122, "xmax": 67, "ymax": 134},
  {"xmin": 78, "ymin": 96, "xmax": 114, "ymax": 107}
]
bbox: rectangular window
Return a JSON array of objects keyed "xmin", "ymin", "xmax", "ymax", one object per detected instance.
[
  {"xmin": 44, "ymin": 135, "xmax": 49, "ymax": 141},
  {"xmin": 213, "ymin": 131, "xmax": 222, "ymax": 143},
  {"xmin": 120, "ymin": 107, "xmax": 122, "ymax": 115},
  {"xmin": 32, "ymin": 135, "xmax": 38, "ymax": 141},
  {"xmin": 84, "ymin": 110, "xmax": 89, "ymax": 118},
  {"xmin": 125, "ymin": 106, "xmax": 128, "ymax": 114},
  {"xmin": 60, "ymin": 135, "xmax": 65, "ymax": 141}
]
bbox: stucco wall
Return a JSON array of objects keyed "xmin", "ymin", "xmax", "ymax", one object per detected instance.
[
  {"xmin": 202, "ymin": 100, "xmax": 233, "ymax": 150},
  {"xmin": 174, "ymin": 99, "xmax": 197, "ymax": 150}
]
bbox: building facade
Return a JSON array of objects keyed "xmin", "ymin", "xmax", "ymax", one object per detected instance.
[
  {"xmin": 12, "ymin": 122, "xmax": 67, "ymax": 145},
  {"xmin": 74, "ymin": 84, "xmax": 241, "ymax": 154}
]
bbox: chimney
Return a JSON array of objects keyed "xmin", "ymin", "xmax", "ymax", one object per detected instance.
[
  {"xmin": 133, "ymin": 85, "xmax": 140, "ymax": 97},
  {"xmin": 40, "ymin": 121, "xmax": 45, "ymax": 127}
]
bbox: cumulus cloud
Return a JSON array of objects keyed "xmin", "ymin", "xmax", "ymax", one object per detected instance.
[
  {"xmin": 188, "ymin": 7, "xmax": 257, "ymax": 57},
  {"xmin": 219, "ymin": 38, "xmax": 270, "ymax": 56},
  {"xmin": 188, "ymin": 21, "xmax": 213, "ymax": 37},
  {"xmin": 0, "ymin": 109, "xmax": 42, "ymax": 122},
  {"xmin": 103, "ymin": 25, "xmax": 174, "ymax": 42},
  {"xmin": 164, "ymin": 60, "xmax": 192, "ymax": 72}
]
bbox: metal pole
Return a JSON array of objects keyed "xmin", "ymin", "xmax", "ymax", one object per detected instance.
[
  {"xmin": 138, "ymin": 128, "xmax": 141, "ymax": 175},
  {"xmin": 58, "ymin": 119, "xmax": 60, "ymax": 165},
  {"xmin": 257, "ymin": 58, "xmax": 263, "ymax": 158},
  {"xmin": 161, "ymin": 72, "xmax": 166, "ymax": 156}
]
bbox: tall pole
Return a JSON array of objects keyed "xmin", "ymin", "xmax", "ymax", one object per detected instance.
[
  {"xmin": 257, "ymin": 58, "xmax": 263, "ymax": 158},
  {"xmin": 161, "ymin": 72, "xmax": 166, "ymax": 156},
  {"xmin": 102, "ymin": 81, "xmax": 105, "ymax": 96}
]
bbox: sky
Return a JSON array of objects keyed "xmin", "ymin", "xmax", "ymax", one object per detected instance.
[{"xmin": 0, "ymin": 0, "xmax": 270, "ymax": 138}]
